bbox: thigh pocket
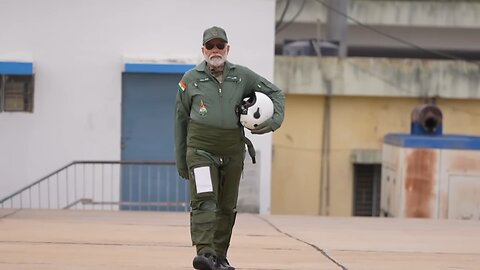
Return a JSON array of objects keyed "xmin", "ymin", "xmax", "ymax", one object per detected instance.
[{"xmin": 192, "ymin": 165, "xmax": 213, "ymax": 195}]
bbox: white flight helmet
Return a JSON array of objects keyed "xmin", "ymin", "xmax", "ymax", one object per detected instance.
[{"xmin": 239, "ymin": 92, "xmax": 274, "ymax": 130}]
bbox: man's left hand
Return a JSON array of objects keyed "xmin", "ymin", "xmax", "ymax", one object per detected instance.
[{"xmin": 251, "ymin": 119, "xmax": 274, "ymax": 134}]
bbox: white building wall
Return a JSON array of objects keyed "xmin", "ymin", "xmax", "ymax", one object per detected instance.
[{"xmin": 0, "ymin": 0, "xmax": 277, "ymax": 214}]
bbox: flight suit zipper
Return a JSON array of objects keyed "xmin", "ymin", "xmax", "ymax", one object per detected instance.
[
  {"xmin": 219, "ymin": 81, "xmax": 224, "ymax": 126},
  {"xmin": 208, "ymin": 70, "xmax": 225, "ymax": 127}
]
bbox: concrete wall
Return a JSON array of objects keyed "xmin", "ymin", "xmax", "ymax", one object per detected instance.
[
  {"xmin": 272, "ymin": 54, "xmax": 480, "ymax": 216},
  {"xmin": 276, "ymin": 0, "xmax": 480, "ymax": 27},
  {"xmin": 0, "ymin": 0, "xmax": 277, "ymax": 214},
  {"xmin": 275, "ymin": 56, "xmax": 480, "ymax": 99},
  {"xmin": 275, "ymin": 0, "xmax": 480, "ymax": 53},
  {"xmin": 273, "ymin": 0, "xmax": 480, "ymax": 215},
  {"xmin": 272, "ymin": 56, "xmax": 480, "ymax": 216}
]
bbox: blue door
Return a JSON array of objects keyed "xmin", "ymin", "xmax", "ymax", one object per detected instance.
[{"xmin": 121, "ymin": 71, "xmax": 189, "ymax": 211}]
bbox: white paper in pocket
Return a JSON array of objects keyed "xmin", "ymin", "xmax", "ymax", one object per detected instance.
[{"xmin": 194, "ymin": 166, "xmax": 213, "ymax": 193}]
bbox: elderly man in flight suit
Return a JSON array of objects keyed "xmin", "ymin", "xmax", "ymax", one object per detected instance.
[{"xmin": 175, "ymin": 26, "xmax": 285, "ymax": 270}]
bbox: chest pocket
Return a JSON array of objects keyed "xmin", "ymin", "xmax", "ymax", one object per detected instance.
[
  {"xmin": 191, "ymin": 77, "xmax": 213, "ymax": 96},
  {"xmin": 189, "ymin": 78, "xmax": 211, "ymax": 112}
]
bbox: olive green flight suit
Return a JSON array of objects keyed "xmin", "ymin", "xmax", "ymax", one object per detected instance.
[{"xmin": 175, "ymin": 60, "xmax": 284, "ymax": 258}]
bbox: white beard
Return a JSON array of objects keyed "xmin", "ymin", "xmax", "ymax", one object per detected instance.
[{"xmin": 205, "ymin": 54, "xmax": 226, "ymax": 68}]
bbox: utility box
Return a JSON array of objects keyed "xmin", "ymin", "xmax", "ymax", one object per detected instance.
[{"xmin": 381, "ymin": 104, "xmax": 480, "ymax": 220}]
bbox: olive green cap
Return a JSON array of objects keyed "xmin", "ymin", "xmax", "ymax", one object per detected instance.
[{"xmin": 202, "ymin": 26, "xmax": 228, "ymax": 45}]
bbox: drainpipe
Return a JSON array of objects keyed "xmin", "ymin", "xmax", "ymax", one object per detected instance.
[
  {"xmin": 319, "ymin": 0, "xmax": 349, "ymax": 216},
  {"xmin": 319, "ymin": 79, "xmax": 332, "ymax": 216}
]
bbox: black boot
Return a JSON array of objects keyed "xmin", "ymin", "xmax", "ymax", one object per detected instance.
[
  {"xmin": 216, "ymin": 256, "xmax": 235, "ymax": 270},
  {"xmin": 193, "ymin": 253, "xmax": 217, "ymax": 270}
]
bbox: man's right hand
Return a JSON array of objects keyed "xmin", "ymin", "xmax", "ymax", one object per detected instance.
[{"xmin": 178, "ymin": 168, "xmax": 189, "ymax": 179}]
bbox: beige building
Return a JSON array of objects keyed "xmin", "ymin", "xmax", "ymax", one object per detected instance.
[{"xmin": 271, "ymin": 0, "xmax": 480, "ymax": 216}]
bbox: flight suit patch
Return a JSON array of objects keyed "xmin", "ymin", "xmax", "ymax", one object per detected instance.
[
  {"xmin": 199, "ymin": 100, "xmax": 208, "ymax": 116},
  {"xmin": 178, "ymin": 80, "xmax": 187, "ymax": 92}
]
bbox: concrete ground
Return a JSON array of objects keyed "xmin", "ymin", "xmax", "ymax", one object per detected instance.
[{"xmin": 0, "ymin": 209, "xmax": 479, "ymax": 270}]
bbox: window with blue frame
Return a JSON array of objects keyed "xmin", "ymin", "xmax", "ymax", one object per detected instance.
[{"xmin": 0, "ymin": 62, "xmax": 34, "ymax": 112}]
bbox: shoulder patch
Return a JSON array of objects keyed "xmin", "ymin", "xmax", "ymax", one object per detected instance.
[{"xmin": 178, "ymin": 80, "xmax": 187, "ymax": 92}]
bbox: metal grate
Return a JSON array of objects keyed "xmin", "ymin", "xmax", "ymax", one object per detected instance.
[{"xmin": 353, "ymin": 164, "xmax": 381, "ymax": 216}]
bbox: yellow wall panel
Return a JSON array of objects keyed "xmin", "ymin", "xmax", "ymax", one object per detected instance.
[{"xmin": 272, "ymin": 95, "xmax": 324, "ymax": 214}]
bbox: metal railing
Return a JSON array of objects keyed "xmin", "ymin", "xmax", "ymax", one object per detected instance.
[{"xmin": 0, "ymin": 161, "xmax": 190, "ymax": 212}]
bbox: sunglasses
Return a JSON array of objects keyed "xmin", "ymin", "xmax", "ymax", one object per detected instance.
[{"xmin": 204, "ymin": 42, "xmax": 226, "ymax": 50}]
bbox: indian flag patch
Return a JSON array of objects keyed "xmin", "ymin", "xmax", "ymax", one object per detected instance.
[{"xmin": 178, "ymin": 80, "xmax": 187, "ymax": 92}]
